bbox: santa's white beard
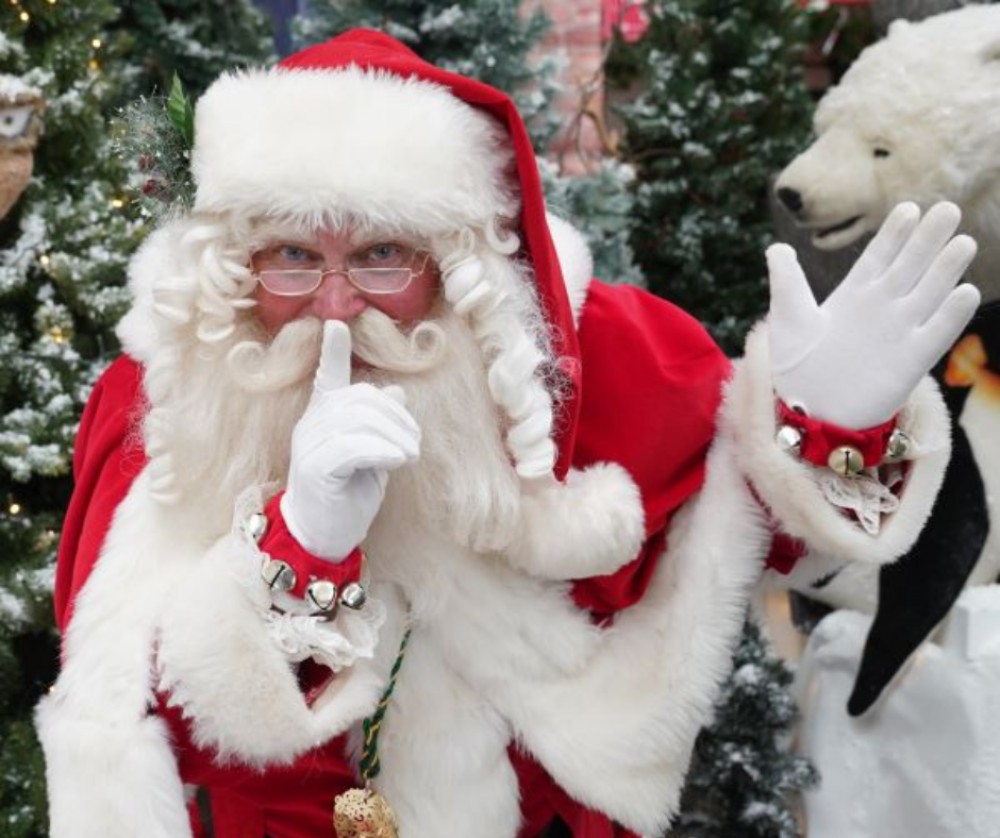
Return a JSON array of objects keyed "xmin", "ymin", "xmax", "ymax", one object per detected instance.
[
  {"xmin": 355, "ymin": 306, "xmax": 522, "ymax": 558},
  {"xmin": 154, "ymin": 306, "xmax": 521, "ymax": 551}
]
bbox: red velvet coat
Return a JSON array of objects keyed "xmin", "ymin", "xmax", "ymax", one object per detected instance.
[{"xmin": 55, "ymin": 280, "xmax": 732, "ymax": 838}]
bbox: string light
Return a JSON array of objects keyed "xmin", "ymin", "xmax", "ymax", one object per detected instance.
[
  {"xmin": 49, "ymin": 325, "xmax": 67, "ymax": 343},
  {"xmin": 110, "ymin": 197, "xmax": 124, "ymax": 209},
  {"xmin": 39, "ymin": 253, "xmax": 50, "ymax": 267},
  {"xmin": 91, "ymin": 38, "xmax": 102, "ymax": 49},
  {"xmin": 88, "ymin": 59, "xmax": 100, "ymax": 71},
  {"xmin": 19, "ymin": 10, "xmax": 28, "ymax": 22},
  {"xmin": 9, "ymin": 502, "xmax": 21, "ymax": 515}
]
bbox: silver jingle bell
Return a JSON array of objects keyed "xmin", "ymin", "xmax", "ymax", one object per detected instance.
[
  {"xmin": 340, "ymin": 582, "xmax": 367, "ymax": 611},
  {"xmin": 261, "ymin": 558, "xmax": 297, "ymax": 593},
  {"xmin": 306, "ymin": 579, "xmax": 339, "ymax": 615},
  {"xmin": 885, "ymin": 428, "xmax": 911, "ymax": 462},
  {"xmin": 775, "ymin": 425, "xmax": 803, "ymax": 456},
  {"xmin": 245, "ymin": 511, "xmax": 268, "ymax": 543},
  {"xmin": 828, "ymin": 445, "xmax": 865, "ymax": 476}
]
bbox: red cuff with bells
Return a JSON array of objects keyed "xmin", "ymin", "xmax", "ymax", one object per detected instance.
[
  {"xmin": 776, "ymin": 401, "xmax": 898, "ymax": 470},
  {"xmin": 258, "ymin": 491, "xmax": 364, "ymax": 599},
  {"xmin": 762, "ymin": 404, "xmax": 900, "ymax": 576}
]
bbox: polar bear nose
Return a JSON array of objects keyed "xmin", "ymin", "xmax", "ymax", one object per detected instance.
[{"xmin": 777, "ymin": 187, "xmax": 804, "ymax": 214}]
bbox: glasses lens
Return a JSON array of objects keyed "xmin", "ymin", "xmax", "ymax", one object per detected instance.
[
  {"xmin": 349, "ymin": 268, "xmax": 413, "ymax": 294},
  {"xmin": 258, "ymin": 270, "xmax": 323, "ymax": 296}
]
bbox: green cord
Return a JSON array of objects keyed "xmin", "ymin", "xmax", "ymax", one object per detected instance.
[{"xmin": 359, "ymin": 627, "xmax": 411, "ymax": 781}]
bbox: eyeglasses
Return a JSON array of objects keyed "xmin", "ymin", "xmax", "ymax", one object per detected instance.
[{"xmin": 251, "ymin": 243, "xmax": 433, "ymax": 298}]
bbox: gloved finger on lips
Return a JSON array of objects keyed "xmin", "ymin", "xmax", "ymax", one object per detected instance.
[{"xmin": 313, "ymin": 320, "xmax": 353, "ymax": 394}]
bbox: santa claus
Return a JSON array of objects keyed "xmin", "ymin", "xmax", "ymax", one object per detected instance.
[{"xmin": 36, "ymin": 29, "xmax": 979, "ymax": 838}]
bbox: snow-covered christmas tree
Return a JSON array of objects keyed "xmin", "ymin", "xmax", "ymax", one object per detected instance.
[
  {"xmin": 294, "ymin": 0, "xmax": 562, "ymax": 149},
  {"xmin": 0, "ymin": 5, "xmax": 139, "ymax": 831},
  {"xmin": 609, "ymin": 0, "xmax": 816, "ymax": 353},
  {"xmin": 667, "ymin": 616, "xmax": 817, "ymax": 838},
  {"xmin": 111, "ymin": 0, "xmax": 275, "ymax": 99},
  {"xmin": 0, "ymin": 3, "xmax": 272, "ymax": 834}
]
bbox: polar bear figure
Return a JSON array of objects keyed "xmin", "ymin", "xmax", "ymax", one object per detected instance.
[{"xmin": 775, "ymin": 5, "xmax": 1000, "ymax": 301}]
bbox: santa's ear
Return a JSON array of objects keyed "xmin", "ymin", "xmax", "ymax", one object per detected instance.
[{"xmin": 980, "ymin": 36, "xmax": 1000, "ymax": 63}]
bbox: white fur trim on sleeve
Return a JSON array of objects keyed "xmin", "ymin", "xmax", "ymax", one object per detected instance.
[
  {"xmin": 35, "ymin": 693, "xmax": 193, "ymax": 838},
  {"xmin": 726, "ymin": 322, "xmax": 951, "ymax": 565},
  {"xmin": 154, "ymin": 489, "xmax": 389, "ymax": 767},
  {"xmin": 507, "ymin": 462, "xmax": 645, "ymax": 580},
  {"xmin": 488, "ymin": 432, "xmax": 767, "ymax": 835}
]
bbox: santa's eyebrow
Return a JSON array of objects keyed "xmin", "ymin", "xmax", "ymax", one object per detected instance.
[{"xmin": 348, "ymin": 231, "xmax": 426, "ymax": 250}]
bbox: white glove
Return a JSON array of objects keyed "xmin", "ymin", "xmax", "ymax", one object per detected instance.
[
  {"xmin": 281, "ymin": 320, "xmax": 421, "ymax": 560},
  {"xmin": 767, "ymin": 202, "xmax": 981, "ymax": 429}
]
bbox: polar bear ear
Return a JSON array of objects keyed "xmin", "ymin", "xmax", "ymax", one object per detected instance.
[{"xmin": 887, "ymin": 18, "xmax": 911, "ymax": 38}]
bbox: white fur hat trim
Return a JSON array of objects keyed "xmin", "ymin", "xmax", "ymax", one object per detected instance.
[{"xmin": 192, "ymin": 67, "xmax": 520, "ymax": 233}]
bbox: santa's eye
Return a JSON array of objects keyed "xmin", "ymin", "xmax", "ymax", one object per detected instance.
[
  {"xmin": 873, "ymin": 148, "xmax": 891, "ymax": 159},
  {"xmin": 251, "ymin": 242, "xmax": 323, "ymax": 272},
  {"xmin": 349, "ymin": 242, "xmax": 414, "ymax": 269}
]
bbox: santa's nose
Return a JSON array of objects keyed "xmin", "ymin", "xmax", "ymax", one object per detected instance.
[{"xmin": 312, "ymin": 271, "xmax": 368, "ymax": 322}]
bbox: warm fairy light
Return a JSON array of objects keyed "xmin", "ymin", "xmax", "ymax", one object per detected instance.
[
  {"xmin": 9, "ymin": 503, "xmax": 21, "ymax": 515},
  {"xmin": 19, "ymin": 10, "xmax": 28, "ymax": 22},
  {"xmin": 49, "ymin": 326, "xmax": 66, "ymax": 343},
  {"xmin": 39, "ymin": 254, "xmax": 50, "ymax": 267},
  {"xmin": 88, "ymin": 59, "xmax": 100, "ymax": 71},
  {"xmin": 91, "ymin": 38, "xmax": 102, "ymax": 49},
  {"xmin": 110, "ymin": 197, "xmax": 124, "ymax": 209}
]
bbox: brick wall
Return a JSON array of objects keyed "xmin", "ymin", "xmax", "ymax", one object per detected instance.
[{"xmin": 525, "ymin": 0, "xmax": 607, "ymax": 174}]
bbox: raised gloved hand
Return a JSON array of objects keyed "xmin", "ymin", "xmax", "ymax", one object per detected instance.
[
  {"xmin": 767, "ymin": 202, "xmax": 981, "ymax": 429},
  {"xmin": 281, "ymin": 321, "xmax": 421, "ymax": 560}
]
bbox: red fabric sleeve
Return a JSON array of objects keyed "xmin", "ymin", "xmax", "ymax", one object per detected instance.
[
  {"xmin": 569, "ymin": 281, "xmax": 732, "ymax": 617},
  {"xmin": 54, "ymin": 356, "xmax": 147, "ymax": 633}
]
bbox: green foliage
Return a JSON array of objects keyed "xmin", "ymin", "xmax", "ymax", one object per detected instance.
[
  {"xmin": 610, "ymin": 0, "xmax": 816, "ymax": 354},
  {"xmin": 540, "ymin": 157, "xmax": 644, "ymax": 286},
  {"xmin": 668, "ymin": 617, "xmax": 818, "ymax": 838},
  {"xmin": 0, "ymin": 5, "xmax": 142, "ymax": 836},
  {"xmin": 109, "ymin": 0, "xmax": 275, "ymax": 99},
  {"xmin": 294, "ymin": 0, "xmax": 563, "ymax": 150}
]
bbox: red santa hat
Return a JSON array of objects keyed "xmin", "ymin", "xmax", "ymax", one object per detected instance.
[{"xmin": 190, "ymin": 29, "xmax": 582, "ymax": 479}]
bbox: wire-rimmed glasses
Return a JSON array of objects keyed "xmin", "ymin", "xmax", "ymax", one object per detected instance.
[{"xmin": 252, "ymin": 247, "xmax": 433, "ymax": 297}]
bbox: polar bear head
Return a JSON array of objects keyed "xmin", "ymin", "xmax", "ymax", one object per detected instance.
[{"xmin": 775, "ymin": 7, "xmax": 1000, "ymax": 254}]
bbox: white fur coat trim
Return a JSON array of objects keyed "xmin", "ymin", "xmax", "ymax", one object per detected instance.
[
  {"xmin": 730, "ymin": 321, "xmax": 951, "ymax": 565},
  {"xmin": 192, "ymin": 67, "xmax": 519, "ymax": 234},
  {"xmin": 367, "ymin": 411, "xmax": 767, "ymax": 837},
  {"xmin": 36, "ymin": 470, "xmax": 389, "ymax": 837},
  {"xmin": 484, "ymin": 430, "xmax": 768, "ymax": 834}
]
